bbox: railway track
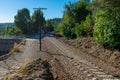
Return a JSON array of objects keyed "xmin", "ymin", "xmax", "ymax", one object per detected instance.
[
  {"xmin": 45, "ymin": 36, "xmax": 120, "ymax": 80},
  {"xmin": 0, "ymin": 36, "xmax": 119, "ymax": 80}
]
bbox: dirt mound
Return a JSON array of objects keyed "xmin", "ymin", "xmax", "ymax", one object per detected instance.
[{"xmin": 3, "ymin": 58, "xmax": 54, "ymax": 80}]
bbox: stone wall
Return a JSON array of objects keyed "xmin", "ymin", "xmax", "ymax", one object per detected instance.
[{"xmin": 0, "ymin": 39, "xmax": 22, "ymax": 56}]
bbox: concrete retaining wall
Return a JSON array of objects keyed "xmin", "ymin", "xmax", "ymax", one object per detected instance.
[{"xmin": 0, "ymin": 39, "xmax": 22, "ymax": 56}]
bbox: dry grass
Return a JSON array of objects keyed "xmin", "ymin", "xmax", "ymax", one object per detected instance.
[
  {"xmin": 16, "ymin": 62, "xmax": 31, "ymax": 76},
  {"xmin": 13, "ymin": 43, "xmax": 20, "ymax": 52},
  {"xmin": 3, "ymin": 74, "xmax": 16, "ymax": 80},
  {"xmin": 17, "ymin": 68, "xmax": 29, "ymax": 76}
]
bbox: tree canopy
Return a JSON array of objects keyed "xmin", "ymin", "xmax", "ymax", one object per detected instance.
[
  {"xmin": 32, "ymin": 10, "xmax": 45, "ymax": 34},
  {"xmin": 57, "ymin": 0, "xmax": 90, "ymax": 39},
  {"xmin": 14, "ymin": 9, "xmax": 45, "ymax": 35},
  {"xmin": 56, "ymin": 0, "xmax": 120, "ymax": 48},
  {"xmin": 14, "ymin": 8, "xmax": 31, "ymax": 34},
  {"xmin": 8, "ymin": 0, "xmax": 120, "ymax": 48}
]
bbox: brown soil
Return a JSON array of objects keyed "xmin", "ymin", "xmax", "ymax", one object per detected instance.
[
  {"xmin": 3, "ymin": 58, "xmax": 54, "ymax": 80},
  {"xmin": 2, "ymin": 35, "xmax": 120, "ymax": 80},
  {"xmin": 41, "ymin": 36, "xmax": 120, "ymax": 79},
  {"xmin": 57, "ymin": 36, "xmax": 120, "ymax": 77}
]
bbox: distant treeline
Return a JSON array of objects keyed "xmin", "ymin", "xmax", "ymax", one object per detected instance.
[{"xmin": 0, "ymin": 23, "xmax": 13, "ymax": 27}]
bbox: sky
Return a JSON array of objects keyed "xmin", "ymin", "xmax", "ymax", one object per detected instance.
[{"xmin": 0, "ymin": 0, "xmax": 78, "ymax": 23}]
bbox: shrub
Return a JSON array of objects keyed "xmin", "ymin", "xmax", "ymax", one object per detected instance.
[
  {"xmin": 61, "ymin": 23, "xmax": 76, "ymax": 39},
  {"xmin": 75, "ymin": 14, "xmax": 93, "ymax": 37},
  {"xmin": 83, "ymin": 14, "xmax": 93, "ymax": 36},
  {"xmin": 75, "ymin": 23, "xmax": 86, "ymax": 37},
  {"xmin": 94, "ymin": 10, "xmax": 120, "ymax": 48}
]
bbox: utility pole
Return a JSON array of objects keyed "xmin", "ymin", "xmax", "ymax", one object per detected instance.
[{"xmin": 33, "ymin": 8, "xmax": 47, "ymax": 51}]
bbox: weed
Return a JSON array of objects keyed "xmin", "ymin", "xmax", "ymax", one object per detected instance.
[{"xmin": 13, "ymin": 43, "xmax": 20, "ymax": 52}]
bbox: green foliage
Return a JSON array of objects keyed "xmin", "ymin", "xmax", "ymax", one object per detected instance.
[
  {"xmin": 74, "ymin": 14, "xmax": 93, "ymax": 37},
  {"xmin": 75, "ymin": 23, "xmax": 86, "ymax": 37},
  {"xmin": 55, "ymin": 23, "xmax": 63, "ymax": 32},
  {"xmin": 8, "ymin": 27, "xmax": 22, "ymax": 35},
  {"xmin": 0, "ymin": 23, "xmax": 13, "ymax": 27},
  {"xmin": 59, "ymin": 12, "xmax": 76, "ymax": 39},
  {"xmin": 14, "ymin": 8, "xmax": 45, "ymax": 35},
  {"xmin": 48, "ymin": 18, "xmax": 62, "ymax": 28},
  {"xmin": 61, "ymin": 23, "xmax": 76, "ymax": 39},
  {"xmin": 0, "ymin": 26, "xmax": 22, "ymax": 36},
  {"xmin": 93, "ymin": 4, "xmax": 120, "ymax": 48},
  {"xmin": 58, "ymin": 0, "xmax": 90, "ymax": 39},
  {"xmin": 44, "ymin": 20, "xmax": 54, "ymax": 33},
  {"xmin": 14, "ymin": 8, "xmax": 31, "ymax": 34},
  {"xmin": 48, "ymin": 18, "xmax": 62, "ymax": 32},
  {"xmin": 83, "ymin": 14, "xmax": 93, "ymax": 36},
  {"xmin": 32, "ymin": 10, "xmax": 45, "ymax": 34}
]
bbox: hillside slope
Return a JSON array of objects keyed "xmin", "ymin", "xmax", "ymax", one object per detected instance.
[{"xmin": 57, "ymin": 36, "xmax": 120, "ymax": 77}]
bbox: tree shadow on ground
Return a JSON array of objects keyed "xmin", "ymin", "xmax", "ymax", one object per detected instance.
[{"xmin": 41, "ymin": 50, "xmax": 73, "ymax": 60}]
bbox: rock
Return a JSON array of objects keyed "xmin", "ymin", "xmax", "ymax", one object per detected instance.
[
  {"xmin": 3, "ymin": 58, "xmax": 54, "ymax": 80},
  {"xmin": 11, "ymin": 76, "xmax": 22, "ymax": 80},
  {"xmin": 35, "ymin": 78, "xmax": 45, "ymax": 80}
]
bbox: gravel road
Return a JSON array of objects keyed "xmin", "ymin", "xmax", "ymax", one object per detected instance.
[{"xmin": 0, "ymin": 38, "xmax": 40, "ymax": 79}]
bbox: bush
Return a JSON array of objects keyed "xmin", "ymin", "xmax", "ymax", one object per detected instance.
[
  {"xmin": 61, "ymin": 23, "xmax": 76, "ymax": 39},
  {"xmin": 75, "ymin": 23, "xmax": 86, "ymax": 37},
  {"xmin": 83, "ymin": 14, "xmax": 93, "ymax": 36},
  {"xmin": 56, "ymin": 0, "xmax": 90, "ymax": 39},
  {"xmin": 75, "ymin": 14, "xmax": 93, "ymax": 37},
  {"xmin": 94, "ymin": 10, "xmax": 120, "ymax": 48}
]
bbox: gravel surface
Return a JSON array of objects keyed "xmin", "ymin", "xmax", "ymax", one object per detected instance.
[
  {"xmin": 0, "ymin": 39, "xmax": 41, "ymax": 79},
  {"xmin": 3, "ymin": 58, "xmax": 54, "ymax": 80},
  {"xmin": 1, "ymin": 35, "xmax": 120, "ymax": 80},
  {"xmin": 40, "ymin": 36, "xmax": 120, "ymax": 80}
]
